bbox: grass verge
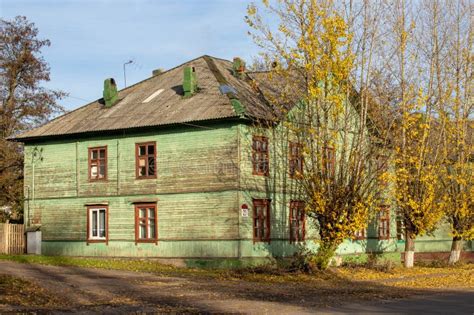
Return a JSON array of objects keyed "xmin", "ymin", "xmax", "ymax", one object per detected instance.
[{"xmin": 0, "ymin": 254, "xmax": 472, "ymax": 289}]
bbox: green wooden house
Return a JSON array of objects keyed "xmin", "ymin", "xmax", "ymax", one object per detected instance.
[{"xmin": 11, "ymin": 55, "xmax": 470, "ymax": 266}]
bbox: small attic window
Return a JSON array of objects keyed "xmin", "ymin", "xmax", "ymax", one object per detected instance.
[{"xmin": 142, "ymin": 89, "xmax": 164, "ymax": 103}]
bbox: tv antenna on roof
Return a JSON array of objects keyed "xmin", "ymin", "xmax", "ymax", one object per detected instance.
[{"xmin": 123, "ymin": 60, "xmax": 133, "ymax": 87}]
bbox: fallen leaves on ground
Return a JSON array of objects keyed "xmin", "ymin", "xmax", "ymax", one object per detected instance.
[
  {"xmin": 0, "ymin": 275, "xmax": 64, "ymax": 308},
  {"xmin": 337, "ymin": 264, "xmax": 474, "ymax": 289}
]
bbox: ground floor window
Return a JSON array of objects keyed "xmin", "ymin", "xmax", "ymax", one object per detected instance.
[
  {"xmin": 289, "ymin": 201, "xmax": 305, "ymax": 242},
  {"xmin": 253, "ymin": 199, "xmax": 271, "ymax": 242},
  {"xmin": 87, "ymin": 206, "xmax": 108, "ymax": 243},
  {"xmin": 135, "ymin": 203, "xmax": 157, "ymax": 243}
]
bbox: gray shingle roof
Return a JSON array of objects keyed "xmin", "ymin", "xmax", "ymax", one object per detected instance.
[{"xmin": 12, "ymin": 55, "xmax": 273, "ymax": 141}]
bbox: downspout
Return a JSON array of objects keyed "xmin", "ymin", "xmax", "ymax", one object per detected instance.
[
  {"xmin": 116, "ymin": 138, "xmax": 120, "ymax": 195},
  {"xmin": 30, "ymin": 147, "xmax": 43, "ymax": 226},
  {"xmin": 24, "ymin": 186, "xmax": 30, "ymax": 228},
  {"xmin": 31, "ymin": 153, "xmax": 35, "ymax": 227},
  {"xmin": 237, "ymin": 124, "xmax": 242, "ymax": 259},
  {"xmin": 75, "ymin": 142, "xmax": 79, "ymax": 196}
]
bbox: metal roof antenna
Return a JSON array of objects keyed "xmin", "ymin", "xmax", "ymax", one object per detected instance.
[{"xmin": 123, "ymin": 60, "xmax": 133, "ymax": 87}]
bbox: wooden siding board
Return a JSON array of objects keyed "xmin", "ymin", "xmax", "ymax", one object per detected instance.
[
  {"xmin": 23, "ymin": 122, "xmax": 241, "ymax": 255},
  {"xmin": 24, "ymin": 124, "xmax": 239, "ymax": 200},
  {"xmin": 33, "ymin": 191, "xmax": 238, "ymax": 242}
]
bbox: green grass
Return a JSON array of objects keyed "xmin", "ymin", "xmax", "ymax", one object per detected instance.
[
  {"xmin": 2, "ymin": 254, "xmax": 470, "ymax": 289},
  {"xmin": 0, "ymin": 254, "xmax": 215, "ymax": 277}
]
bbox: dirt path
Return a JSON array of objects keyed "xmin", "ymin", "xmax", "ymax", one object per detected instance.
[{"xmin": 0, "ymin": 260, "xmax": 472, "ymax": 314}]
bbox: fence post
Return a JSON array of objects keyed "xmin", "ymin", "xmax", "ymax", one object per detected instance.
[
  {"xmin": 6, "ymin": 224, "xmax": 10, "ymax": 254},
  {"xmin": 0, "ymin": 224, "xmax": 5, "ymax": 254}
]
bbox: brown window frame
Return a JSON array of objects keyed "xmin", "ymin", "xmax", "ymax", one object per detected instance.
[
  {"xmin": 86, "ymin": 205, "xmax": 109, "ymax": 244},
  {"xmin": 134, "ymin": 203, "xmax": 158, "ymax": 244},
  {"xmin": 378, "ymin": 205, "xmax": 390, "ymax": 240},
  {"xmin": 253, "ymin": 199, "xmax": 271, "ymax": 243},
  {"xmin": 252, "ymin": 136, "xmax": 269, "ymax": 176},
  {"xmin": 88, "ymin": 146, "xmax": 107, "ymax": 181},
  {"xmin": 322, "ymin": 147, "xmax": 336, "ymax": 176},
  {"xmin": 289, "ymin": 200, "xmax": 306, "ymax": 243},
  {"xmin": 289, "ymin": 142, "xmax": 304, "ymax": 178},
  {"xmin": 135, "ymin": 141, "xmax": 157, "ymax": 179}
]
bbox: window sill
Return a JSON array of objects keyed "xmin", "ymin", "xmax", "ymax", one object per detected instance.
[
  {"xmin": 87, "ymin": 239, "xmax": 107, "ymax": 244},
  {"xmin": 135, "ymin": 239, "xmax": 158, "ymax": 244}
]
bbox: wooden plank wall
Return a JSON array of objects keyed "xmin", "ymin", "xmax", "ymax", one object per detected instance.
[{"xmin": 0, "ymin": 223, "xmax": 25, "ymax": 254}]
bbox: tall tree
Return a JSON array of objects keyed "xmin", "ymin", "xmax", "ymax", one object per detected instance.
[
  {"xmin": 387, "ymin": 0, "xmax": 449, "ymax": 268},
  {"xmin": 0, "ymin": 16, "xmax": 65, "ymax": 221},
  {"xmin": 437, "ymin": 0, "xmax": 473, "ymax": 264},
  {"xmin": 246, "ymin": 0, "xmax": 389, "ymax": 269}
]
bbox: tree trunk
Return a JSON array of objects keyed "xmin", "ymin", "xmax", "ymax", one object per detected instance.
[
  {"xmin": 404, "ymin": 232, "xmax": 415, "ymax": 268},
  {"xmin": 448, "ymin": 237, "xmax": 463, "ymax": 265},
  {"xmin": 315, "ymin": 241, "xmax": 338, "ymax": 270}
]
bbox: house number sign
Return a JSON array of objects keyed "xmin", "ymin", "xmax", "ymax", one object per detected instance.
[{"xmin": 241, "ymin": 204, "xmax": 249, "ymax": 217}]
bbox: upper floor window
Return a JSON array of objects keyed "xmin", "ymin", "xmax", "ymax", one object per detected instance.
[
  {"xmin": 136, "ymin": 142, "xmax": 156, "ymax": 179},
  {"xmin": 323, "ymin": 147, "xmax": 335, "ymax": 176},
  {"xmin": 252, "ymin": 136, "xmax": 269, "ymax": 176},
  {"xmin": 88, "ymin": 146, "xmax": 107, "ymax": 181},
  {"xmin": 253, "ymin": 199, "xmax": 271, "ymax": 242},
  {"xmin": 289, "ymin": 201, "xmax": 305, "ymax": 243},
  {"xmin": 289, "ymin": 142, "xmax": 303, "ymax": 178},
  {"xmin": 135, "ymin": 203, "xmax": 157, "ymax": 243},
  {"xmin": 378, "ymin": 205, "xmax": 390, "ymax": 240}
]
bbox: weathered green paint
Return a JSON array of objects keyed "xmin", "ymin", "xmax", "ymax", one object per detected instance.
[
  {"xmin": 230, "ymin": 99, "xmax": 245, "ymax": 115},
  {"xmin": 23, "ymin": 119, "xmax": 470, "ymax": 262},
  {"xmin": 103, "ymin": 78, "xmax": 118, "ymax": 107},
  {"xmin": 25, "ymin": 122, "xmax": 239, "ymax": 257},
  {"xmin": 183, "ymin": 66, "xmax": 198, "ymax": 97}
]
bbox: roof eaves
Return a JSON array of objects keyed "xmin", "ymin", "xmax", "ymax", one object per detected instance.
[
  {"xmin": 10, "ymin": 55, "xmax": 224, "ymax": 142},
  {"xmin": 11, "ymin": 114, "xmax": 244, "ymax": 142}
]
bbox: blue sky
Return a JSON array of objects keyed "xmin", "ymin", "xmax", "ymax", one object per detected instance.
[{"xmin": 1, "ymin": 0, "xmax": 260, "ymax": 111}]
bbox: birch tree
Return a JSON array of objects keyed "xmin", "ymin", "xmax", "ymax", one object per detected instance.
[
  {"xmin": 387, "ymin": 0, "xmax": 446, "ymax": 268},
  {"xmin": 437, "ymin": 0, "xmax": 473, "ymax": 265}
]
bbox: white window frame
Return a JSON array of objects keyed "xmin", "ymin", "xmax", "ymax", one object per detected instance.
[{"xmin": 88, "ymin": 207, "xmax": 107, "ymax": 241}]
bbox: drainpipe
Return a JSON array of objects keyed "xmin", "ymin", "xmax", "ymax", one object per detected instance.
[
  {"xmin": 30, "ymin": 147, "xmax": 43, "ymax": 227},
  {"xmin": 31, "ymin": 157, "xmax": 35, "ymax": 227},
  {"xmin": 25, "ymin": 185, "xmax": 30, "ymax": 228}
]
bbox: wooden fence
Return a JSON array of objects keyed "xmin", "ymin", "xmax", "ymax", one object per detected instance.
[{"xmin": 0, "ymin": 223, "xmax": 25, "ymax": 254}]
